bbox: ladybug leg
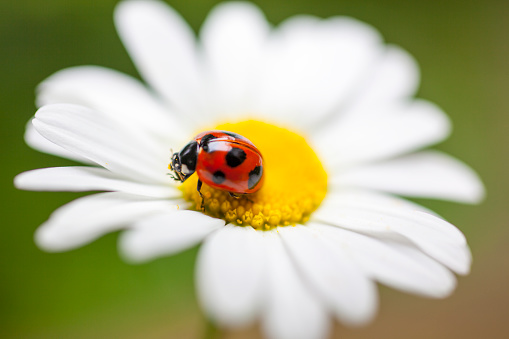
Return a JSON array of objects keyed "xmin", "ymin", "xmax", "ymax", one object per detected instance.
[
  {"xmin": 243, "ymin": 194, "xmax": 255, "ymax": 204},
  {"xmin": 197, "ymin": 179, "xmax": 205, "ymax": 210},
  {"xmin": 228, "ymin": 192, "xmax": 255, "ymax": 204},
  {"xmin": 228, "ymin": 192, "xmax": 240, "ymax": 199}
]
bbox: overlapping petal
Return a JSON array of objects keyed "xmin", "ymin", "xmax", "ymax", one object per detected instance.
[
  {"xmin": 262, "ymin": 231, "xmax": 330, "ymax": 339},
  {"xmin": 251, "ymin": 15, "xmax": 382, "ymax": 129},
  {"xmin": 37, "ymin": 66, "xmax": 188, "ymax": 143},
  {"xmin": 313, "ymin": 100, "xmax": 451, "ymax": 169},
  {"xmin": 196, "ymin": 225, "xmax": 266, "ymax": 327},
  {"xmin": 119, "ymin": 210, "xmax": 224, "ymax": 263},
  {"xmin": 199, "ymin": 2, "xmax": 270, "ymax": 122},
  {"xmin": 35, "ymin": 192, "xmax": 180, "ymax": 251},
  {"xmin": 309, "ymin": 223, "xmax": 457, "ymax": 298},
  {"xmin": 115, "ymin": 0, "xmax": 204, "ymax": 118},
  {"xmin": 332, "ymin": 150, "xmax": 485, "ymax": 204},
  {"xmin": 278, "ymin": 226, "xmax": 378, "ymax": 326},
  {"xmin": 25, "ymin": 120, "xmax": 94, "ymax": 164},
  {"xmin": 33, "ymin": 104, "xmax": 170, "ymax": 184},
  {"xmin": 349, "ymin": 45, "xmax": 420, "ymax": 105},
  {"xmin": 312, "ymin": 190, "xmax": 472, "ymax": 274},
  {"xmin": 15, "ymin": 167, "xmax": 179, "ymax": 198}
]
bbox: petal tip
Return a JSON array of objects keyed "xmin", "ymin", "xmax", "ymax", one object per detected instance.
[
  {"xmin": 13, "ymin": 172, "xmax": 26, "ymax": 190},
  {"xmin": 34, "ymin": 225, "xmax": 68, "ymax": 253},
  {"xmin": 117, "ymin": 235, "xmax": 150, "ymax": 264}
]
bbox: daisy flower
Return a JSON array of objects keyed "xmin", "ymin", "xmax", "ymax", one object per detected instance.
[{"xmin": 15, "ymin": 1, "xmax": 484, "ymax": 338}]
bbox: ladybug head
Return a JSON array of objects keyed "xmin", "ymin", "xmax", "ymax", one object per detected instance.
[{"xmin": 169, "ymin": 140, "xmax": 198, "ymax": 182}]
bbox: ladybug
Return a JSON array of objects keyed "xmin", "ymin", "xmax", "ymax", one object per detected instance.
[{"xmin": 170, "ymin": 130, "xmax": 264, "ymax": 207}]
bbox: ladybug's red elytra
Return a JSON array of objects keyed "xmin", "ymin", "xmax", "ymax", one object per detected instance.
[{"xmin": 170, "ymin": 131, "xmax": 264, "ymax": 207}]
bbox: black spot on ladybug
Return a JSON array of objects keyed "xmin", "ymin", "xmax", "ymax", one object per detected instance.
[
  {"xmin": 200, "ymin": 134, "xmax": 217, "ymax": 153},
  {"xmin": 225, "ymin": 147, "xmax": 246, "ymax": 168},
  {"xmin": 248, "ymin": 165, "xmax": 263, "ymax": 189},
  {"xmin": 212, "ymin": 170, "xmax": 226, "ymax": 184}
]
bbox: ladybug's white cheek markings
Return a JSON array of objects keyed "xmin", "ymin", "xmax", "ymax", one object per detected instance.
[
  {"xmin": 181, "ymin": 164, "xmax": 191, "ymax": 174},
  {"xmin": 179, "ymin": 120, "xmax": 328, "ymax": 230}
]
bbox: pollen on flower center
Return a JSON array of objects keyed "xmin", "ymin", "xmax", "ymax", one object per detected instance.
[{"xmin": 179, "ymin": 120, "xmax": 328, "ymax": 230}]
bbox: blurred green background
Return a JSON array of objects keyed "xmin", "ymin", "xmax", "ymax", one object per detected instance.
[{"xmin": 1, "ymin": 0, "xmax": 508, "ymax": 338}]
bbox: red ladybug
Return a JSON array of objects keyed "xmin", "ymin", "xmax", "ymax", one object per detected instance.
[{"xmin": 170, "ymin": 131, "xmax": 264, "ymax": 205}]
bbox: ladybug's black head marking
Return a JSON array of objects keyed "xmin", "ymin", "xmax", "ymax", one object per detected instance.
[
  {"xmin": 200, "ymin": 134, "xmax": 217, "ymax": 153},
  {"xmin": 170, "ymin": 140, "xmax": 199, "ymax": 182}
]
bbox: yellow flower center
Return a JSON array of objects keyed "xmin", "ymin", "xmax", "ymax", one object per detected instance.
[{"xmin": 179, "ymin": 120, "xmax": 327, "ymax": 230}]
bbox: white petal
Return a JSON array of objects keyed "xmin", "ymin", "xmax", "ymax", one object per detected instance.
[
  {"xmin": 33, "ymin": 104, "xmax": 170, "ymax": 184},
  {"xmin": 115, "ymin": 0, "xmax": 203, "ymax": 117},
  {"xmin": 310, "ymin": 223, "xmax": 457, "ymax": 298},
  {"xmin": 119, "ymin": 211, "xmax": 224, "ymax": 263},
  {"xmin": 313, "ymin": 193, "xmax": 472, "ymax": 275},
  {"xmin": 261, "ymin": 231, "xmax": 330, "ymax": 339},
  {"xmin": 35, "ymin": 192, "xmax": 180, "ymax": 251},
  {"xmin": 333, "ymin": 150, "xmax": 485, "ymax": 204},
  {"xmin": 324, "ymin": 189, "xmax": 435, "ymax": 214},
  {"xmin": 354, "ymin": 45, "xmax": 420, "ymax": 104},
  {"xmin": 323, "ymin": 189, "xmax": 466, "ymax": 242},
  {"xmin": 314, "ymin": 45, "xmax": 420, "ymax": 130},
  {"xmin": 253, "ymin": 16, "xmax": 382, "ymax": 130},
  {"xmin": 25, "ymin": 119, "xmax": 94, "ymax": 164},
  {"xmin": 199, "ymin": 2, "xmax": 270, "ymax": 122},
  {"xmin": 278, "ymin": 226, "xmax": 377, "ymax": 326},
  {"xmin": 37, "ymin": 66, "xmax": 189, "ymax": 142},
  {"xmin": 14, "ymin": 167, "xmax": 178, "ymax": 198},
  {"xmin": 196, "ymin": 225, "xmax": 265, "ymax": 328},
  {"xmin": 313, "ymin": 100, "xmax": 451, "ymax": 169}
]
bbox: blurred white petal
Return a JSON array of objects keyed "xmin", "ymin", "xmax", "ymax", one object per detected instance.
[
  {"xmin": 34, "ymin": 104, "xmax": 170, "ymax": 184},
  {"xmin": 120, "ymin": 211, "xmax": 224, "ymax": 263},
  {"xmin": 279, "ymin": 226, "xmax": 378, "ymax": 326},
  {"xmin": 353, "ymin": 45, "xmax": 420, "ymax": 104},
  {"xmin": 15, "ymin": 166, "xmax": 178, "ymax": 198},
  {"xmin": 262, "ymin": 231, "xmax": 330, "ymax": 339},
  {"xmin": 313, "ymin": 193, "xmax": 472, "ymax": 274},
  {"xmin": 196, "ymin": 225, "xmax": 265, "ymax": 328},
  {"xmin": 37, "ymin": 66, "xmax": 189, "ymax": 142},
  {"xmin": 25, "ymin": 119, "xmax": 94, "ymax": 164},
  {"xmin": 253, "ymin": 16, "xmax": 382, "ymax": 130},
  {"xmin": 310, "ymin": 223, "xmax": 457, "ymax": 298},
  {"xmin": 322, "ymin": 189, "xmax": 465, "ymax": 241},
  {"xmin": 314, "ymin": 100, "xmax": 451, "ymax": 168},
  {"xmin": 333, "ymin": 150, "xmax": 485, "ymax": 204},
  {"xmin": 35, "ymin": 192, "xmax": 180, "ymax": 251},
  {"xmin": 200, "ymin": 2, "xmax": 269, "ymax": 122},
  {"xmin": 115, "ymin": 0, "xmax": 203, "ymax": 117}
]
